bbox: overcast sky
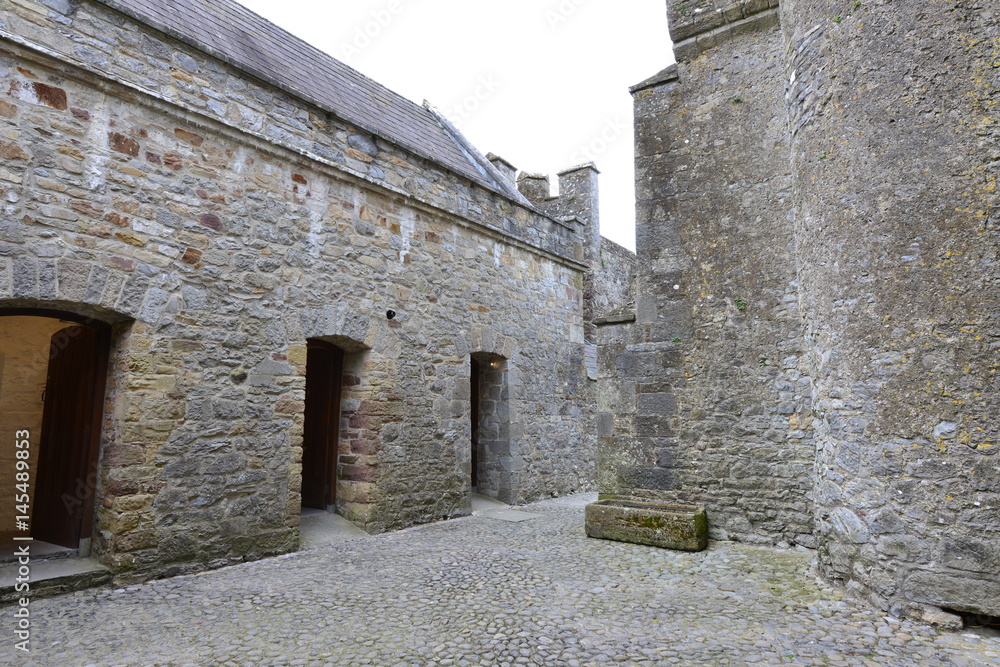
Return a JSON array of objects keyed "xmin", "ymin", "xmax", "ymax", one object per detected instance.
[{"xmin": 235, "ymin": 0, "xmax": 673, "ymax": 251}]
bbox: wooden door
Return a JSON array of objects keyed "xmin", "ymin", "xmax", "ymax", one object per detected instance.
[
  {"xmin": 302, "ymin": 341, "xmax": 344, "ymax": 510},
  {"xmin": 471, "ymin": 357, "xmax": 480, "ymax": 488},
  {"xmin": 32, "ymin": 324, "xmax": 109, "ymax": 548}
]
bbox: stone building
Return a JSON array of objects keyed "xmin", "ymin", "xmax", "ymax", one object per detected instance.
[
  {"xmin": 3, "ymin": 0, "xmax": 992, "ymax": 629},
  {"xmin": 598, "ymin": 0, "xmax": 998, "ymax": 623},
  {"xmin": 0, "ymin": 0, "xmax": 633, "ymax": 586}
]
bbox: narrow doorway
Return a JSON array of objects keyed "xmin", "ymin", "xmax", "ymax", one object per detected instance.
[
  {"xmin": 302, "ymin": 340, "xmax": 345, "ymax": 510},
  {"xmin": 470, "ymin": 357, "xmax": 480, "ymax": 490},
  {"xmin": 0, "ymin": 311, "xmax": 111, "ymax": 551},
  {"xmin": 470, "ymin": 353, "xmax": 512, "ymax": 502}
]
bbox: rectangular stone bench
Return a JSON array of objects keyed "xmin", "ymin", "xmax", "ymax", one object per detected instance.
[{"xmin": 585, "ymin": 499, "xmax": 708, "ymax": 552}]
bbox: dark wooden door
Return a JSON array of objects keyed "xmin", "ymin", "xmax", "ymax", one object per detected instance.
[
  {"xmin": 32, "ymin": 324, "xmax": 109, "ymax": 548},
  {"xmin": 302, "ymin": 341, "xmax": 344, "ymax": 510},
  {"xmin": 471, "ymin": 358, "xmax": 480, "ymax": 488}
]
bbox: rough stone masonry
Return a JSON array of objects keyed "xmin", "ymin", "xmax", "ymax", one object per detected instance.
[
  {"xmin": 0, "ymin": 0, "xmax": 633, "ymax": 583},
  {"xmin": 2, "ymin": 0, "xmax": 996, "ymax": 633},
  {"xmin": 598, "ymin": 0, "xmax": 998, "ymax": 623}
]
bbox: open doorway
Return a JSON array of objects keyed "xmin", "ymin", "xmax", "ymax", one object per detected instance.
[
  {"xmin": 302, "ymin": 339, "xmax": 345, "ymax": 511},
  {"xmin": 470, "ymin": 352, "xmax": 512, "ymax": 502},
  {"xmin": 0, "ymin": 310, "xmax": 111, "ymax": 554},
  {"xmin": 471, "ymin": 357, "xmax": 480, "ymax": 491}
]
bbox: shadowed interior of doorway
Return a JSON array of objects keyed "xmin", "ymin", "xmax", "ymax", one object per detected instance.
[
  {"xmin": 470, "ymin": 352, "xmax": 513, "ymax": 504},
  {"xmin": 0, "ymin": 314, "xmax": 111, "ymax": 550},
  {"xmin": 0, "ymin": 311, "xmax": 115, "ymax": 600}
]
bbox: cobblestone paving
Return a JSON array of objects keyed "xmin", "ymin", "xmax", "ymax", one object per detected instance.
[{"xmin": 3, "ymin": 495, "xmax": 998, "ymax": 666}]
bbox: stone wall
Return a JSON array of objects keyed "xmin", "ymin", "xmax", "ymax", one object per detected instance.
[
  {"xmin": 598, "ymin": 11, "xmax": 814, "ymax": 547},
  {"xmin": 605, "ymin": 0, "xmax": 998, "ymax": 620},
  {"xmin": 510, "ymin": 163, "xmax": 636, "ymax": 340},
  {"xmin": 591, "ymin": 237, "xmax": 635, "ymax": 324},
  {"xmin": 0, "ymin": 0, "xmax": 596, "ymax": 581},
  {"xmin": 781, "ymin": 0, "xmax": 999, "ymax": 618}
]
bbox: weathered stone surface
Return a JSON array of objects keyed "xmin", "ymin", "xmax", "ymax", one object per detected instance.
[
  {"xmin": 903, "ymin": 572, "xmax": 1000, "ymax": 617},
  {"xmin": 603, "ymin": 0, "xmax": 999, "ymax": 621},
  {"xmin": 666, "ymin": 0, "xmax": 779, "ymax": 50},
  {"xmin": 586, "ymin": 499, "xmax": 708, "ymax": 551},
  {"xmin": 0, "ymin": 557, "xmax": 111, "ymax": 604},
  {"xmin": 600, "ymin": 15, "xmax": 812, "ymax": 550},
  {"xmin": 0, "ymin": 0, "xmax": 629, "ymax": 585},
  {"xmin": 782, "ymin": 0, "xmax": 999, "ymax": 619}
]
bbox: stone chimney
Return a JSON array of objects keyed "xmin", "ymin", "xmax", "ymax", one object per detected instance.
[
  {"xmin": 485, "ymin": 153, "xmax": 517, "ymax": 186},
  {"xmin": 557, "ymin": 163, "xmax": 600, "ymax": 262},
  {"xmin": 516, "ymin": 172, "xmax": 551, "ymax": 202}
]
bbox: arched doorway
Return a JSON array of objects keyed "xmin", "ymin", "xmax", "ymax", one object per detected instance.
[{"xmin": 0, "ymin": 309, "xmax": 111, "ymax": 551}]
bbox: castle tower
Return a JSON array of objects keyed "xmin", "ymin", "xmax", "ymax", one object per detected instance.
[{"xmin": 600, "ymin": 0, "xmax": 998, "ymax": 623}]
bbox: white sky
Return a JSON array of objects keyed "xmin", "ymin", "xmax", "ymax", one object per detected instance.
[{"xmin": 235, "ymin": 0, "xmax": 674, "ymax": 251}]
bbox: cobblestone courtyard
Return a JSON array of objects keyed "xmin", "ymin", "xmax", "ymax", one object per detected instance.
[{"xmin": 3, "ymin": 495, "xmax": 998, "ymax": 666}]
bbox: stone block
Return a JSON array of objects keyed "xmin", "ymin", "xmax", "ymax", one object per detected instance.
[
  {"xmin": 940, "ymin": 537, "xmax": 1000, "ymax": 574},
  {"xmin": 620, "ymin": 465, "xmax": 675, "ymax": 490},
  {"xmin": 596, "ymin": 412, "xmax": 614, "ymax": 438},
  {"xmin": 11, "ymin": 256, "xmax": 38, "ymax": 298},
  {"xmin": 635, "ymin": 415, "xmax": 675, "ymax": 438},
  {"xmin": 585, "ymin": 499, "xmax": 708, "ymax": 552},
  {"xmin": 636, "ymin": 392, "xmax": 677, "ymax": 417},
  {"xmin": 903, "ymin": 572, "xmax": 1000, "ymax": 617}
]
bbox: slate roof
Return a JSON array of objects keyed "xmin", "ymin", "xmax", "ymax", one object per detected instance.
[{"xmin": 96, "ymin": 0, "xmax": 508, "ymax": 193}]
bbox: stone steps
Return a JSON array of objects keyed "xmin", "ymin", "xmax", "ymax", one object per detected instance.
[
  {"xmin": 0, "ymin": 540, "xmax": 76, "ymax": 565},
  {"xmin": 0, "ymin": 555, "xmax": 110, "ymax": 604}
]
